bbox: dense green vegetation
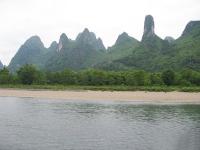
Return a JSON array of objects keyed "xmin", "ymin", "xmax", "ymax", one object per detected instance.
[
  {"xmin": 1, "ymin": 64, "xmax": 200, "ymax": 91},
  {"xmin": 161, "ymin": 70, "xmax": 175, "ymax": 86}
]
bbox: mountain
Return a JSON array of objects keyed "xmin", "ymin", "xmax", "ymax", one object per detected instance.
[
  {"xmin": 142, "ymin": 15, "xmax": 156, "ymax": 41},
  {"xmin": 57, "ymin": 33, "xmax": 69, "ymax": 52},
  {"xmin": 98, "ymin": 15, "xmax": 200, "ymax": 71},
  {"xmin": 115, "ymin": 32, "xmax": 136, "ymax": 46},
  {"xmin": 170, "ymin": 21, "xmax": 200, "ymax": 70},
  {"xmin": 182, "ymin": 21, "xmax": 200, "ymax": 36},
  {"xmin": 97, "ymin": 15, "xmax": 170, "ymax": 71},
  {"xmin": 164, "ymin": 36, "xmax": 175, "ymax": 43},
  {"xmin": 107, "ymin": 32, "xmax": 139, "ymax": 59},
  {"xmin": 8, "ymin": 15, "xmax": 200, "ymax": 72},
  {"xmin": 95, "ymin": 32, "xmax": 139, "ymax": 70},
  {"xmin": 0, "ymin": 60, "xmax": 3, "ymax": 69},
  {"xmin": 9, "ymin": 29, "xmax": 106, "ymax": 71},
  {"xmin": 48, "ymin": 41, "xmax": 58, "ymax": 52},
  {"xmin": 9, "ymin": 36, "xmax": 47, "ymax": 72},
  {"xmin": 141, "ymin": 15, "xmax": 169, "ymax": 51},
  {"xmin": 76, "ymin": 28, "xmax": 105, "ymax": 51},
  {"xmin": 44, "ymin": 29, "xmax": 106, "ymax": 71}
]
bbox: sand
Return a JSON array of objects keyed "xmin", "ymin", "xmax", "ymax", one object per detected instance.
[{"xmin": 0, "ymin": 89, "xmax": 200, "ymax": 104}]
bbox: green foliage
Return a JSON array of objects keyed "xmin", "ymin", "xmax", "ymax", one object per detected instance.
[
  {"xmin": 180, "ymin": 69, "xmax": 200, "ymax": 85},
  {"xmin": 0, "ymin": 67, "xmax": 12, "ymax": 84},
  {"xmin": 134, "ymin": 70, "xmax": 149, "ymax": 86},
  {"xmin": 161, "ymin": 70, "xmax": 175, "ymax": 86},
  {"xmin": 150, "ymin": 73, "xmax": 163, "ymax": 85},
  {"xmin": 77, "ymin": 69, "xmax": 106, "ymax": 85},
  {"xmin": 1, "ymin": 64, "xmax": 200, "ymax": 88},
  {"xmin": 46, "ymin": 69, "xmax": 77, "ymax": 85},
  {"xmin": 17, "ymin": 64, "xmax": 45, "ymax": 85}
]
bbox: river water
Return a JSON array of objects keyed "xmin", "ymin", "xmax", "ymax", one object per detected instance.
[{"xmin": 0, "ymin": 97, "xmax": 199, "ymax": 150}]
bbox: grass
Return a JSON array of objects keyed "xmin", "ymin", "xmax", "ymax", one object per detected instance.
[{"xmin": 0, "ymin": 84, "xmax": 200, "ymax": 92}]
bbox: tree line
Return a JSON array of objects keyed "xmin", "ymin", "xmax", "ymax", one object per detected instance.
[{"xmin": 0, "ymin": 64, "xmax": 200, "ymax": 86}]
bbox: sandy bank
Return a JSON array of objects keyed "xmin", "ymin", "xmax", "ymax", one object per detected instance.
[{"xmin": 0, "ymin": 89, "xmax": 200, "ymax": 103}]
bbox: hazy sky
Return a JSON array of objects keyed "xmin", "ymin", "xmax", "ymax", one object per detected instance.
[{"xmin": 0, "ymin": 0, "xmax": 200, "ymax": 65}]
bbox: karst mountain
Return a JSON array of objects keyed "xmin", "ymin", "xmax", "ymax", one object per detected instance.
[{"xmin": 8, "ymin": 15, "xmax": 200, "ymax": 72}]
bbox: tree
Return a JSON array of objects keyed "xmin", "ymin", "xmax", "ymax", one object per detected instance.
[
  {"xmin": 161, "ymin": 70, "xmax": 175, "ymax": 86},
  {"xmin": 77, "ymin": 69, "xmax": 107, "ymax": 85},
  {"xmin": 123, "ymin": 71, "xmax": 136, "ymax": 86},
  {"xmin": 134, "ymin": 70, "xmax": 150, "ymax": 86},
  {"xmin": 17, "ymin": 64, "xmax": 44, "ymax": 85},
  {"xmin": 0, "ymin": 67, "xmax": 12, "ymax": 84},
  {"xmin": 150, "ymin": 73, "xmax": 163, "ymax": 85},
  {"xmin": 180, "ymin": 69, "xmax": 200, "ymax": 86}
]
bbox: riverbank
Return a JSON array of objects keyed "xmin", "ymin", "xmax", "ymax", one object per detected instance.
[
  {"xmin": 1, "ymin": 84, "xmax": 200, "ymax": 92},
  {"xmin": 0, "ymin": 89, "xmax": 200, "ymax": 103}
]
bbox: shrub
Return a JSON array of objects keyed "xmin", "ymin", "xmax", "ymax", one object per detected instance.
[
  {"xmin": 17, "ymin": 64, "xmax": 44, "ymax": 84},
  {"xmin": 161, "ymin": 70, "xmax": 175, "ymax": 86}
]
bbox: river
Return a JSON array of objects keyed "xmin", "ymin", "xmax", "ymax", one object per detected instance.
[{"xmin": 0, "ymin": 97, "xmax": 199, "ymax": 150}]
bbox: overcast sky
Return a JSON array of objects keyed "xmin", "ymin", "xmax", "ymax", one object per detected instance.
[{"xmin": 0, "ymin": 0, "xmax": 200, "ymax": 65}]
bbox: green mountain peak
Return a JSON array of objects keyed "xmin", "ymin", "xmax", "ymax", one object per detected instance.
[
  {"xmin": 142, "ymin": 15, "xmax": 155, "ymax": 41},
  {"xmin": 115, "ymin": 32, "xmax": 138, "ymax": 46},
  {"xmin": 76, "ymin": 28, "xmax": 105, "ymax": 51},
  {"xmin": 182, "ymin": 21, "xmax": 200, "ymax": 37}
]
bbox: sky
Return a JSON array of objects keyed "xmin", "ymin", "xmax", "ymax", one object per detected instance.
[{"xmin": 0, "ymin": 0, "xmax": 200, "ymax": 65}]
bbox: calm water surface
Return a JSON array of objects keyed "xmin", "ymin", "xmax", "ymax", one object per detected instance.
[{"xmin": 0, "ymin": 97, "xmax": 200, "ymax": 150}]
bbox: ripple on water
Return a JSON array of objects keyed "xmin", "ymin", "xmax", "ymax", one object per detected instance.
[{"xmin": 0, "ymin": 97, "xmax": 199, "ymax": 150}]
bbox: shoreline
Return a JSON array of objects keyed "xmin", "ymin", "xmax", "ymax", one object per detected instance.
[{"xmin": 0, "ymin": 89, "xmax": 200, "ymax": 104}]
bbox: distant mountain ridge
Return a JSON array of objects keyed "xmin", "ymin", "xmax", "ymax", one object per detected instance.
[{"xmin": 8, "ymin": 15, "xmax": 200, "ymax": 72}]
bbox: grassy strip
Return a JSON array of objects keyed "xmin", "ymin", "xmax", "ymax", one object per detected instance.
[{"xmin": 0, "ymin": 84, "xmax": 200, "ymax": 92}]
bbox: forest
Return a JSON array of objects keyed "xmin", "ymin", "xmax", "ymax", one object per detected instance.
[{"xmin": 1, "ymin": 64, "xmax": 200, "ymax": 92}]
